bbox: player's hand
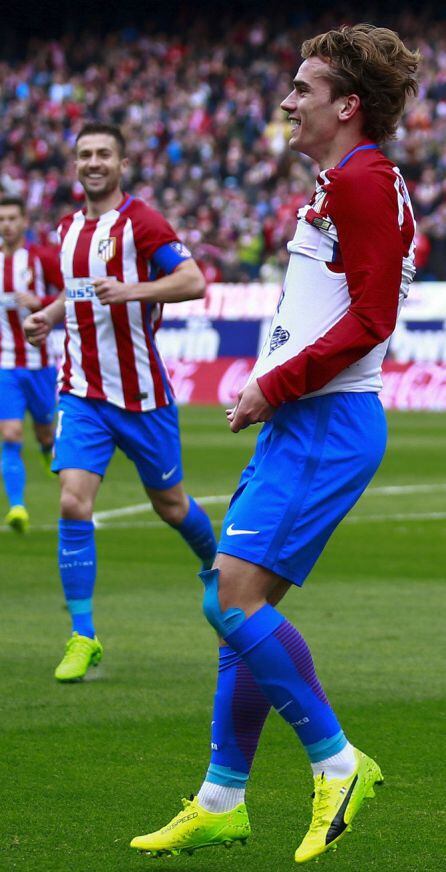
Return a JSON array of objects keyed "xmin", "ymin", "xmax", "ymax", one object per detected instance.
[
  {"xmin": 23, "ymin": 310, "xmax": 52, "ymax": 346},
  {"xmin": 93, "ymin": 278, "xmax": 131, "ymax": 305},
  {"xmin": 15, "ymin": 291, "xmax": 41, "ymax": 312},
  {"xmin": 226, "ymin": 380, "xmax": 275, "ymax": 433}
]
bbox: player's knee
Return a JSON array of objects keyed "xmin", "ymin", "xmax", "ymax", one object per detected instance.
[
  {"xmin": 1, "ymin": 422, "xmax": 22, "ymax": 442},
  {"xmin": 200, "ymin": 568, "xmax": 246, "ymax": 637},
  {"xmin": 60, "ymin": 488, "xmax": 92, "ymax": 520},
  {"xmin": 151, "ymin": 493, "xmax": 188, "ymax": 526}
]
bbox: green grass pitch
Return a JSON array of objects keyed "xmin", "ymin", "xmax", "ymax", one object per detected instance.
[{"xmin": 1, "ymin": 407, "xmax": 445, "ymax": 871}]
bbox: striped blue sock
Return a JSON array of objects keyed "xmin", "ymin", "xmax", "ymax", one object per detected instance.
[
  {"xmin": 59, "ymin": 519, "xmax": 96, "ymax": 639},
  {"xmin": 1, "ymin": 442, "xmax": 26, "ymax": 507},
  {"xmin": 206, "ymin": 647, "xmax": 270, "ymax": 785},
  {"xmin": 225, "ymin": 604, "xmax": 347, "ymax": 762}
]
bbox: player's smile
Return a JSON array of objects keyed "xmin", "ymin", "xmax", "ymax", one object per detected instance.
[{"xmin": 75, "ymin": 132, "xmax": 128, "ymax": 204}]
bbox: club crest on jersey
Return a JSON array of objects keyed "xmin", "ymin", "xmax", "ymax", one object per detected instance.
[
  {"xmin": 97, "ymin": 237, "xmax": 117, "ymax": 262},
  {"xmin": 268, "ymin": 325, "xmax": 290, "ymax": 355}
]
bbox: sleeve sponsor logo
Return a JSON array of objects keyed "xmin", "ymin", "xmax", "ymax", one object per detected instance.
[{"xmin": 170, "ymin": 241, "xmax": 192, "ymax": 258}]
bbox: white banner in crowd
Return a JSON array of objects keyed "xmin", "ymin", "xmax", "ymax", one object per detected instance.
[{"xmin": 52, "ymin": 283, "xmax": 446, "ymax": 409}]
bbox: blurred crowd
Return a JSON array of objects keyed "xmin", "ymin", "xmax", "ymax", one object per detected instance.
[{"xmin": 1, "ymin": 9, "xmax": 446, "ymax": 282}]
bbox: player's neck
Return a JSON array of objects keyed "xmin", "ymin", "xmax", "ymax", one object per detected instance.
[
  {"xmin": 84, "ymin": 188, "xmax": 124, "ymax": 219},
  {"xmin": 316, "ymin": 128, "xmax": 369, "ymax": 172},
  {"xmin": 2, "ymin": 236, "xmax": 25, "ymax": 256}
]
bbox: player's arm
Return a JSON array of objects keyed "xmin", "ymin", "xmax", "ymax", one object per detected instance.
[
  {"xmin": 93, "ymin": 257, "xmax": 205, "ymax": 306},
  {"xmin": 93, "ymin": 203, "xmax": 205, "ymax": 305},
  {"xmin": 23, "ymin": 292, "xmax": 66, "ymax": 346},
  {"xmin": 16, "ymin": 248, "xmax": 64, "ymax": 312},
  {"xmin": 256, "ymin": 169, "xmax": 405, "ymax": 407}
]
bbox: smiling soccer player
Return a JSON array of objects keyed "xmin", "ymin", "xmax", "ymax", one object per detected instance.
[
  {"xmin": 131, "ymin": 24, "xmax": 420, "ymax": 864},
  {"xmin": 24, "ymin": 123, "xmax": 217, "ymax": 682}
]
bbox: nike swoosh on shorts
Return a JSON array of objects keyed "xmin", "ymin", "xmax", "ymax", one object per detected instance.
[{"xmin": 226, "ymin": 524, "xmax": 260, "ymax": 536}]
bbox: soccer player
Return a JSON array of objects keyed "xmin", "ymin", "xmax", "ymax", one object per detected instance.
[
  {"xmin": 0, "ymin": 197, "xmax": 63, "ymax": 533},
  {"xmin": 130, "ymin": 25, "xmax": 420, "ymax": 864},
  {"xmin": 24, "ymin": 122, "xmax": 216, "ymax": 682}
]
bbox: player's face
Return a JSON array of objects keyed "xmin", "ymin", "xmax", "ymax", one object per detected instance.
[
  {"xmin": 75, "ymin": 134, "xmax": 128, "ymax": 201},
  {"xmin": 0, "ymin": 205, "xmax": 26, "ymax": 247},
  {"xmin": 281, "ymin": 57, "xmax": 348, "ymax": 164}
]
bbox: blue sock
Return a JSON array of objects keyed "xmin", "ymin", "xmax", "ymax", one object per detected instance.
[
  {"xmin": 59, "ymin": 519, "xmax": 96, "ymax": 638},
  {"xmin": 1, "ymin": 442, "xmax": 26, "ymax": 507},
  {"xmin": 204, "ymin": 646, "xmax": 271, "ymax": 788},
  {"xmin": 225, "ymin": 604, "xmax": 347, "ymax": 763},
  {"xmin": 173, "ymin": 496, "xmax": 217, "ymax": 568}
]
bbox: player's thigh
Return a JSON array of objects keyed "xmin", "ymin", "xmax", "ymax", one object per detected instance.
[
  {"xmin": 114, "ymin": 402, "xmax": 183, "ymax": 490},
  {"xmin": 25, "ymin": 366, "xmax": 57, "ymax": 426},
  {"xmin": 0, "ymin": 369, "xmax": 26, "ymax": 426},
  {"xmin": 52, "ymin": 394, "xmax": 115, "ymax": 478}
]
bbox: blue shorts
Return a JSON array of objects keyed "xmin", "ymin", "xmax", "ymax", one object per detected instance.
[
  {"xmin": 0, "ymin": 367, "xmax": 57, "ymax": 424},
  {"xmin": 52, "ymin": 393, "xmax": 183, "ymax": 489},
  {"xmin": 218, "ymin": 392, "xmax": 387, "ymax": 586}
]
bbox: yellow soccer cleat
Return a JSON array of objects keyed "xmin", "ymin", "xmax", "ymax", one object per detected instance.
[
  {"xmin": 295, "ymin": 748, "xmax": 383, "ymax": 864},
  {"xmin": 54, "ymin": 633, "xmax": 103, "ymax": 682},
  {"xmin": 5, "ymin": 504, "xmax": 29, "ymax": 534},
  {"xmin": 130, "ymin": 795, "xmax": 251, "ymax": 858}
]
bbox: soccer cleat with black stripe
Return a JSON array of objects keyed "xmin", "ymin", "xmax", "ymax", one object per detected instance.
[{"xmin": 294, "ymin": 748, "xmax": 383, "ymax": 863}]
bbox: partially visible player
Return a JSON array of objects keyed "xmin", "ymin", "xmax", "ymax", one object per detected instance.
[
  {"xmin": 0, "ymin": 197, "xmax": 63, "ymax": 532},
  {"xmin": 25, "ymin": 123, "xmax": 217, "ymax": 682},
  {"xmin": 130, "ymin": 25, "xmax": 420, "ymax": 864}
]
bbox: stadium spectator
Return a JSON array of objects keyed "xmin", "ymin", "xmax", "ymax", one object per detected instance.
[
  {"xmin": 0, "ymin": 196, "xmax": 63, "ymax": 532},
  {"xmin": 0, "ymin": 9, "xmax": 443, "ymax": 281}
]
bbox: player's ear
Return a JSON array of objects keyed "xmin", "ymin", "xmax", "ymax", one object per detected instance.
[
  {"xmin": 338, "ymin": 93, "xmax": 361, "ymax": 123},
  {"xmin": 121, "ymin": 156, "xmax": 129, "ymax": 172}
]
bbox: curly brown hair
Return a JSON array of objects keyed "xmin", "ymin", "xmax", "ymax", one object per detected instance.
[{"xmin": 301, "ymin": 24, "xmax": 420, "ymax": 143}]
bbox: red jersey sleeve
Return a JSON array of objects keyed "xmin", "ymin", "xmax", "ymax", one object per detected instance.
[
  {"xmin": 258, "ymin": 164, "xmax": 406, "ymax": 406},
  {"xmin": 129, "ymin": 200, "xmax": 180, "ymax": 259},
  {"xmin": 40, "ymin": 247, "xmax": 64, "ymax": 293}
]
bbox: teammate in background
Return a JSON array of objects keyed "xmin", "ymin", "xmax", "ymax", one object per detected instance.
[
  {"xmin": 131, "ymin": 25, "xmax": 420, "ymax": 864},
  {"xmin": 24, "ymin": 122, "xmax": 216, "ymax": 682},
  {"xmin": 0, "ymin": 197, "xmax": 63, "ymax": 533}
]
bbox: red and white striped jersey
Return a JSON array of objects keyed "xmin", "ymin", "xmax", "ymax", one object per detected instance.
[
  {"xmin": 0, "ymin": 244, "xmax": 62, "ymax": 369},
  {"xmin": 58, "ymin": 195, "xmax": 192, "ymax": 412},
  {"xmin": 254, "ymin": 142, "xmax": 416, "ymax": 405}
]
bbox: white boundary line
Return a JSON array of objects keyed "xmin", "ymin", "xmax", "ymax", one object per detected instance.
[
  {"xmin": 2, "ymin": 483, "xmax": 446, "ymax": 534},
  {"xmin": 93, "ymin": 493, "xmax": 232, "ymax": 523},
  {"xmin": 92, "ymin": 482, "xmax": 446, "ymax": 525},
  {"xmin": 2, "ymin": 510, "xmax": 446, "ymax": 535}
]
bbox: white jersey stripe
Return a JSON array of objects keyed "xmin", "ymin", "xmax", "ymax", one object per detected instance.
[
  {"xmin": 122, "ymin": 218, "xmax": 156, "ymax": 410},
  {"xmin": 87, "ymin": 212, "xmax": 125, "ymax": 408},
  {"xmin": 60, "ymin": 214, "xmax": 89, "ymax": 396}
]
